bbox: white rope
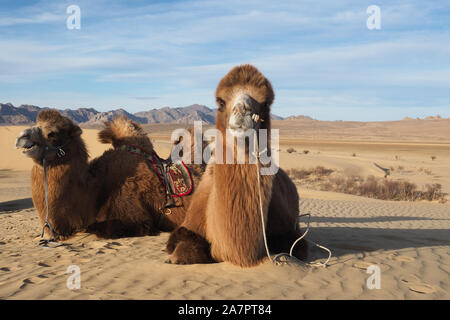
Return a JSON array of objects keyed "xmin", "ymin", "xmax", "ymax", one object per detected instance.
[
  {"xmin": 252, "ymin": 129, "xmax": 331, "ymax": 268},
  {"xmin": 254, "ymin": 130, "xmax": 274, "ymax": 263}
]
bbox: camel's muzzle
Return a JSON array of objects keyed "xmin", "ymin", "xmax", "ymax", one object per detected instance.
[
  {"xmin": 228, "ymin": 93, "xmax": 255, "ymax": 137},
  {"xmin": 15, "ymin": 128, "xmax": 40, "ymax": 156}
]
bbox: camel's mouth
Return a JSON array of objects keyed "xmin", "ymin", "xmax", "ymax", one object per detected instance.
[
  {"xmin": 229, "ymin": 127, "xmax": 250, "ymax": 138},
  {"xmin": 17, "ymin": 141, "xmax": 38, "ymax": 155},
  {"xmin": 15, "ymin": 134, "xmax": 39, "ymax": 156},
  {"xmin": 228, "ymin": 117, "xmax": 255, "ymax": 138},
  {"xmin": 20, "ymin": 143, "xmax": 37, "ymax": 153}
]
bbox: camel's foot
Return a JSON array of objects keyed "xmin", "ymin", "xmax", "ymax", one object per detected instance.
[{"xmin": 166, "ymin": 227, "xmax": 214, "ymax": 265}]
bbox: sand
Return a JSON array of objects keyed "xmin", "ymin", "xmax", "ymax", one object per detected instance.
[{"xmin": 0, "ymin": 125, "xmax": 449, "ymax": 300}]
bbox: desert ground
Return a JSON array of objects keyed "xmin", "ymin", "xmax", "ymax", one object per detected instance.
[{"xmin": 0, "ymin": 120, "xmax": 449, "ymax": 299}]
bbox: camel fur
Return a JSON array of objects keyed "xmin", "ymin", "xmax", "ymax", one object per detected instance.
[
  {"xmin": 15, "ymin": 110, "xmax": 203, "ymax": 239},
  {"xmin": 167, "ymin": 64, "xmax": 308, "ymax": 267}
]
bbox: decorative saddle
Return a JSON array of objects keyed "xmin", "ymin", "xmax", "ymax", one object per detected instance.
[{"xmin": 118, "ymin": 145, "xmax": 193, "ymax": 209}]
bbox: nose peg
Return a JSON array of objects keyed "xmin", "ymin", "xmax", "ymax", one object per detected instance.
[{"xmin": 232, "ymin": 102, "xmax": 245, "ymax": 115}]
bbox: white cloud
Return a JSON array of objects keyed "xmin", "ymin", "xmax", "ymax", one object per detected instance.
[{"xmin": 1, "ymin": 0, "xmax": 449, "ymax": 119}]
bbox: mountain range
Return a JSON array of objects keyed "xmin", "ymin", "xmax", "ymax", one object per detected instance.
[{"xmin": 0, "ymin": 103, "xmax": 284, "ymax": 126}]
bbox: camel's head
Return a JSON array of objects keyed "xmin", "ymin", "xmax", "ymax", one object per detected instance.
[
  {"xmin": 15, "ymin": 109, "xmax": 82, "ymax": 163},
  {"xmin": 215, "ymin": 64, "xmax": 274, "ymax": 138}
]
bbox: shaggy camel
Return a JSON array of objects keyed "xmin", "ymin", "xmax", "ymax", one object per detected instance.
[
  {"xmin": 15, "ymin": 110, "xmax": 203, "ymax": 239},
  {"xmin": 167, "ymin": 64, "xmax": 308, "ymax": 267}
]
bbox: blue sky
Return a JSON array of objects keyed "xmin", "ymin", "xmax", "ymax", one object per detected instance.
[{"xmin": 0, "ymin": 0, "xmax": 449, "ymax": 120}]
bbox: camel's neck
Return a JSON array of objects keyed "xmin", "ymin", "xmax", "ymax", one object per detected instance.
[
  {"xmin": 33, "ymin": 139, "xmax": 90, "ymax": 186},
  {"xmin": 211, "ymin": 133, "xmax": 274, "ymax": 267},
  {"xmin": 31, "ymin": 139, "xmax": 95, "ymax": 234}
]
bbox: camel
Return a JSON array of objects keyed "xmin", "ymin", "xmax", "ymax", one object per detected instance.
[
  {"xmin": 15, "ymin": 109, "xmax": 204, "ymax": 240},
  {"xmin": 166, "ymin": 64, "xmax": 308, "ymax": 267}
]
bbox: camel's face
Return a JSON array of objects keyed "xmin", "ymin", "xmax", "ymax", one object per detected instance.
[
  {"xmin": 216, "ymin": 90, "xmax": 264, "ymax": 138},
  {"xmin": 15, "ymin": 110, "xmax": 82, "ymax": 163},
  {"xmin": 215, "ymin": 65, "xmax": 274, "ymax": 138},
  {"xmin": 15, "ymin": 126, "xmax": 46, "ymax": 160}
]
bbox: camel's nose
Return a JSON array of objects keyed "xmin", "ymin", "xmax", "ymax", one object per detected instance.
[
  {"xmin": 232, "ymin": 93, "xmax": 252, "ymax": 115},
  {"xmin": 15, "ymin": 128, "xmax": 33, "ymax": 149}
]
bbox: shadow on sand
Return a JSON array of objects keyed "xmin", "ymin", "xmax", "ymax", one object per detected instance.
[
  {"xmin": 306, "ymin": 222, "xmax": 450, "ymax": 263},
  {"xmin": 0, "ymin": 198, "xmax": 34, "ymax": 213}
]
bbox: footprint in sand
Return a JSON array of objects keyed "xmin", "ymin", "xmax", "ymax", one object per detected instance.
[
  {"xmin": 20, "ymin": 275, "xmax": 48, "ymax": 289},
  {"xmin": 389, "ymin": 253, "xmax": 415, "ymax": 262},
  {"xmin": 401, "ymin": 275, "xmax": 435, "ymax": 294},
  {"xmin": 88, "ymin": 241, "xmax": 125, "ymax": 251},
  {"xmin": 87, "ymin": 241, "xmax": 109, "ymax": 250},
  {"xmin": 408, "ymin": 284, "xmax": 435, "ymax": 294},
  {"xmin": 401, "ymin": 274, "xmax": 421, "ymax": 283},
  {"xmin": 352, "ymin": 261, "xmax": 374, "ymax": 270},
  {"xmin": 40, "ymin": 257, "xmax": 73, "ymax": 267},
  {"xmin": 38, "ymin": 262, "xmax": 51, "ymax": 267}
]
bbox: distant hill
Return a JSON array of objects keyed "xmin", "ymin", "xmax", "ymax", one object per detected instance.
[
  {"xmin": 0, "ymin": 103, "xmax": 284, "ymax": 126},
  {"xmin": 135, "ymin": 104, "xmax": 216, "ymax": 124},
  {"xmin": 284, "ymin": 115, "xmax": 314, "ymax": 121},
  {"xmin": 0, "ymin": 103, "xmax": 41, "ymax": 125}
]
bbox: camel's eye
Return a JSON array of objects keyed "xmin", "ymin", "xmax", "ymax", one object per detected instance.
[
  {"xmin": 216, "ymin": 97, "xmax": 226, "ymax": 111},
  {"xmin": 48, "ymin": 131, "xmax": 56, "ymax": 139}
]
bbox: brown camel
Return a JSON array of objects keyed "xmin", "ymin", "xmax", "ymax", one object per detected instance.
[
  {"xmin": 166, "ymin": 64, "xmax": 308, "ymax": 267},
  {"xmin": 15, "ymin": 110, "xmax": 203, "ymax": 239}
]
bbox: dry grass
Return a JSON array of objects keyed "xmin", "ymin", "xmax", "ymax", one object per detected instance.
[
  {"xmin": 324, "ymin": 176, "xmax": 445, "ymax": 202},
  {"xmin": 287, "ymin": 167, "xmax": 447, "ymax": 203},
  {"xmin": 286, "ymin": 166, "xmax": 333, "ymax": 180},
  {"xmin": 418, "ymin": 167, "xmax": 433, "ymax": 175}
]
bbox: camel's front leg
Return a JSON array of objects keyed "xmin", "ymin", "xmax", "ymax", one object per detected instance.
[{"xmin": 166, "ymin": 227, "xmax": 214, "ymax": 264}]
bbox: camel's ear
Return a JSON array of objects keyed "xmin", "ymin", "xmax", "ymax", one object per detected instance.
[{"xmin": 70, "ymin": 124, "xmax": 82, "ymax": 137}]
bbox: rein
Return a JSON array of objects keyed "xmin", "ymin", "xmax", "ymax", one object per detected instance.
[
  {"xmin": 251, "ymin": 116, "xmax": 331, "ymax": 268},
  {"xmin": 38, "ymin": 144, "xmax": 67, "ymax": 248}
]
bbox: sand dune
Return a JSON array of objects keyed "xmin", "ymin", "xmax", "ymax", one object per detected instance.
[
  {"xmin": 0, "ymin": 125, "xmax": 449, "ymax": 299},
  {"xmin": 0, "ymin": 189, "xmax": 448, "ymax": 299}
]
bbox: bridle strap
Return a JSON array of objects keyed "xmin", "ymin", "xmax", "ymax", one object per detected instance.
[{"xmin": 38, "ymin": 144, "xmax": 66, "ymax": 248}]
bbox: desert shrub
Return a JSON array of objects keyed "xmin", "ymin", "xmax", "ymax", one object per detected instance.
[
  {"xmin": 286, "ymin": 168, "xmax": 310, "ymax": 180},
  {"xmin": 317, "ymin": 174, "xmax": 445, "ymax": 202},
  {"xmin": 422, "ymin": 184, "xmax": 444, "ymax": 201},
  {"xmin": 286, "ymin": 147, "xmax": 296, "ymax": 153},
  {"xmin": 431, "ymin": 156, "xmax": 437, "ymax": 161},
  {"xmin": 303, "ymin": 150, "xmax": 310, "ymax": 154},
  {"xmin": 286, "ymin": 166, "xmax": 333, "ymax": 181},
  {"xmin": 352, "ymin": 153, "xmax": 356, "ymax": 157},
  {"xmin": 288, "ymin": 166, "xmax": 447, "ymax": 202},
  {"xmin": 312, "ymin": 166, "xmax": 334, "ymax": 176}
]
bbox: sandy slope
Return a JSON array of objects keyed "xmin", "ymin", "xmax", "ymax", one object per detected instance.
[
  {"xmin": 0, "ymin": 125, "xmax": 449, "ymax": 299},
  {"xmin": 0, "ymin": 187, "xmax": 448, "ymax": 299}
]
